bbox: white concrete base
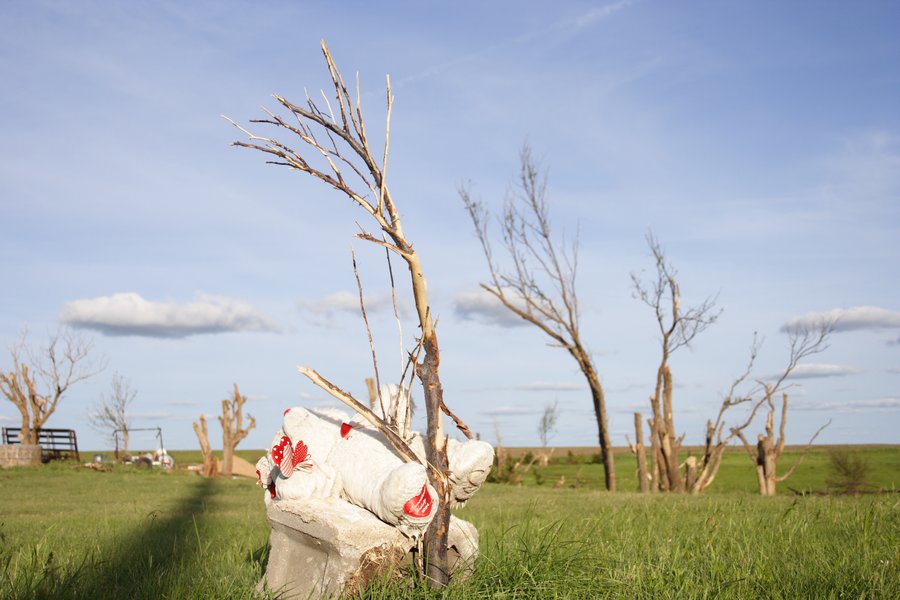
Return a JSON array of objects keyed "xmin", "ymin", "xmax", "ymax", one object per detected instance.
[{"xmin": 258, "ymin": 499, "xmax": 480, "ymax": 598}]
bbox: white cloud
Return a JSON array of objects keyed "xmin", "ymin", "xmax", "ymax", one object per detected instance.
[
  {"xmin": 781, "ymin": 306, "xmax": 900, "ymax": 334},
  {"xmin": 129, "ymin": 411, "xmax": 174, "ymax": 420},
  {"xmin": 467, "ymin": 381, "xmax": 585, "ymax": 393},
  {"xmin": 454, "ymin": 289, "xmax": 528, "ymax": 328},
  {"xmin": 299, "ymin": 290, "xmax": 408, "ymax": 319},
  {"xmin": 479, "ymin": 405, "xmax": 541, "ymax": 417},
  {"xmin": 60, "ymin": 292, "xmax": 279, "ymax": 338},
  {"xmin": 165, "ymin": 400, "xmax": 200, "ymax": 407},
  {"xmin": 0, "ymin": 415, "xmax": 17, "ymax": 422},
  {"xmin": 784, "ymin": 363, "xmax": 863, "ymax": 380},
  {"xmin": 792, "ymin": 397, "xmax": 900, "ymax": 413}
]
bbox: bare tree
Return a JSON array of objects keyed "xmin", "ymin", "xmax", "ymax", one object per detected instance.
[
  {"xmin": 220, "ymin": 383, "xmax": 256, "ymax": 476},
  {"xmin": 192, "ymin": 414, "xmax": 219, "ymax": 478},
  {"xmin": 732, "ymin": 322, "xmax": 833, "ymax": 496},
  {"xmin": 87, "ymin": 372, "xmax": 137, "ymax": 455},
  {"xmin": 538, "ymin": 400, "xmax": 559, "ymax": 448},
  {"xmin": 461, "ymin": 145, "xmax": 617, "ymax": 492},
  {"xmin": 1, "ymin": 328, "xmax": 104, "ymax": 445},
  {"xmin": 537, "ymin": 400, "xmax": 559, "ymax": 466},
  {"xmin": 631, "ymin": 232, "xmax": 721, "ymax": 492},
  {"xmin": 227, "ymin": 41, "xmax": 473, "ymax": 586}
]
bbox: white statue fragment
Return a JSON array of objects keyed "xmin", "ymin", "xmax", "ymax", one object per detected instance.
[{"xmin": 256, "ymin": 403, "xmax": 494, "ymax": 539}]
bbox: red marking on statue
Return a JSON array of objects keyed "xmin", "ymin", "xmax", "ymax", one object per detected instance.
[
  {"xmin": 272, "ymin": 435, "xmax": 294, "ymax": 477},
  {"xmin": 255, "ymin": 469, "xmax": 261, "ymax": 486},
  {"xmin": 267, "ymin": 480, "xmax": 277, "ymax": 499},
  {"xmin": 283, "ymin": 408, "xmax": 291, "ymax": 416},
  {"xmin": 403, "ymin": 484, "xmax": 433, "ymax": 518},
  {"xmin": 292, "ymin": 440, "xmax": 312, "ymax": 470},
  {"xmin": 340, "ymin": 423, "xmax": 353, "ymax": 438}
]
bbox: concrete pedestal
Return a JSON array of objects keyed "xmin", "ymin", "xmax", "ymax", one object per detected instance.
[
  {"xmin": 258, "ymin": 498, "xmax": 413, "ymax": 599},
  {"xmin": 0, "ymin": 444, "xmax": 42, "ymax": 467},
  {"xmin": 258, "ymin": 499, "xmax": 481, "ymax": 599}
]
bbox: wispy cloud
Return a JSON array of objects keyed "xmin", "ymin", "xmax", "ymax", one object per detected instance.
[
  {"xmin": 454, "ymin": 289, "xmax": 527, "ymax": 328},
  {"xmin": 165, "ymin": 400, "xmax": 200, "ymax": 407},
  {"xmin": 567, "ymin": 1, "xmax": 636, "ymax": 30},
  {"xmin": 129, "ymin": 411, "xmax": 174, "ymax": 420},
  {"xmin": 60, "ymin": 292, "xmax": 279, "ymax": 338},
  {"xmin": 792, "ymin": 397, "xmax": 900, "ymax": 413},
  {"xmin": 466, "ymin": 381, "xmax": 585, "ymax": 393},
  {"xmin": 782, "ymin": 363, "xmax": 863, "ymax": 380},
  {"xmin": 781, "ymin": 306, "xmax": 900, "ymax": 334},
  {"xmin": 392, "ymin": 1, "xmax": 636, "ymax": 89},
  {"xmin": 478, "ymin": 405, "xmax": 541, "ymax": 417},
  {"xmin": 299, "ymin": 290, "xmax": 409, "ymax": 321}
]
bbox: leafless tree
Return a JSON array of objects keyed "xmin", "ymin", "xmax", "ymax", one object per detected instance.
[
  {"xmin": 88, "ymin": 372, "xmax": 137, "ymax": 455},
  {"xmin": 732, "ymin": 321, "xmax": 834, "ymax": 496},
  {"xmin": 631, "ymin": 233, "xmax": 721, "ymax": 492},
  {"xmin": 538, "ymin": 400, "xmax": 559, "ymax": 448},
  {"xmin": 227, "ymin": 41, "xmax": 472, "ymax": 586},
  {"xmin": 537, "ymin": 400, "xmax": 559, "ymax": 466},
  {"xmin": 460, "ymin": 145, "xmax": 617, "ymax": 492},
  {"xmin": 1, "ymin": 328, "xmax": 104, "ymax": 445},
  {"xmin": 220, "ymin": 383, "xmax": 256, "ymax": 476}
]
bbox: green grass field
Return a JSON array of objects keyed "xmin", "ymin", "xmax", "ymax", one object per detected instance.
[{"xmin": 1, "ymin": 447, "xmax": 897, "ymax": 599}]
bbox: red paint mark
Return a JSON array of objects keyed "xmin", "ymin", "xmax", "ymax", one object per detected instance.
[
  {"xmin": 283, "ymin": 408, "xmax": 291, "ymax": 416},
  {"xmin": 340, "ymin": 422, "xmax": 353, "ymax": 438},
  {"xmin": 267, "ymin": 480, "xmax": 277, "ymax": 499},
  {"xmin": 292, "ymin": 440, "xmax": 312, "ymax": 470},
  {"xmin": 402, "ymin": 484, "xmax": 433, "ymax": 518}
]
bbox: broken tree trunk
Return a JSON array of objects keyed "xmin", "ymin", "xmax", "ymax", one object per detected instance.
[
  {"xmin": 192, "ymin": 414, "xmax": 218, "ymax": 478},
  {"xmin": 631, "ymin": 412, "xmax": 650, "ymax": 493},
  {"xmin": 220, "ymin": 383, "xmax": 256, "ymax": 476}
]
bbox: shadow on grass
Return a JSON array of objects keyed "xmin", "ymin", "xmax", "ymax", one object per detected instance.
[{"xmin": 43, "ymin": 477, "xmax": 218, "ymax": 600}]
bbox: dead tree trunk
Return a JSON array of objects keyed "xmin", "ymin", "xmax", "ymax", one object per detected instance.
[
  {"xmin": 219, "ymin": 383, "xmax": 256, "ymax": 476},
  {"xmin": 192, "ymin": 414, "xmax": 219, "ymax": 478},
  {"xmin": 628, "ymin": 412, "xmax": 650, "ymax": 493},
  {"xmin": 732, "ymin": 322, "xmax": 833, "ymax": 496},
  {"xmin": 735, "ymin": 390, "xmax": 829, "ymax": 496}
]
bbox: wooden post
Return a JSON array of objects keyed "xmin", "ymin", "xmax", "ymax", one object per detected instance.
[{"xmin": 633, "ymin": 412, "xmax": 650, "ymax": 493}]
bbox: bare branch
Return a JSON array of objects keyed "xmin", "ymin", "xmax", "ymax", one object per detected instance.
[{"xmin": 776, "ymin": 418, "xmax": 831, "ymax": 481}]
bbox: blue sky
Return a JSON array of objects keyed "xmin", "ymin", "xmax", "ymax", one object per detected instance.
[{"xmin": 1, "ymin": 1, "xmax": 898, "ymax": 451}]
